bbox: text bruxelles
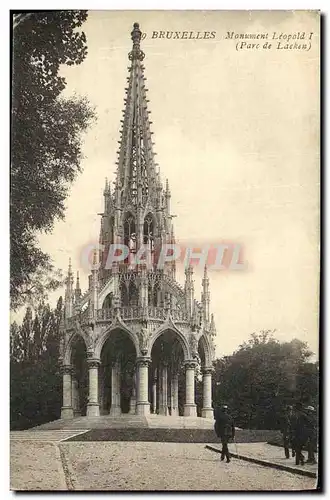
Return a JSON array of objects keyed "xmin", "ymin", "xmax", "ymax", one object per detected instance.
[{"xmin": 150, "ymin": 31, "xmax": 216, "ymax": 39}]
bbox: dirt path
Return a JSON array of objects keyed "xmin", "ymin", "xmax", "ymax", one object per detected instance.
[{"xmin": 10, "ymin": 440, "xmax": 317, "ymax": 491}]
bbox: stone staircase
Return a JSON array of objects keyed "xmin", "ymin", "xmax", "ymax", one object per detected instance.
[
  {"xmin": 30, "ymin": 414, "xmax": 148, "ymax": 430},
  {"xmin": 10, "ymin": 430, "xmax": 89, "ymax": 442},
  {"xmin": 19, "ymin": 415, "xmax": 281, "ymax": 445}
]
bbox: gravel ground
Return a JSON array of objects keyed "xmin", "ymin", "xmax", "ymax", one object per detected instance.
[
  {"xmin": 60, "ymin": 441, "xmax": 317, "ymax": 491},
  {"xmin": 10, "ymin": 441, "xmax": 67, "ymax": 491}
]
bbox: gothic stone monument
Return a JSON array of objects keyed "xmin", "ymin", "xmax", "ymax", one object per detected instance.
[{"xmin": 59, "ymin": 23, "xmax": 217, "ymax": 420}]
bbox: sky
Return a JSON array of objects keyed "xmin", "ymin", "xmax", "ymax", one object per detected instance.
[{"xmin": 35, "ymin": 10, "xmax": 319, "ymax": 358}]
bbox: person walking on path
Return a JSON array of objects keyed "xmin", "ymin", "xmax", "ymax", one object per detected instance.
[
  {"xmin": 279, "ymin": 406, "xmax": 293, "ymax": 459},
  {"xmin": 214, "ymin": 405, "xmax": 235, "ymax": 463},
  {"xmin": 305, "ymin": 405, "xmax": 317, "ymax": 465},
  {"xmin": 291, "ymin": 402, "xmax": 309, "ymax": 466}
]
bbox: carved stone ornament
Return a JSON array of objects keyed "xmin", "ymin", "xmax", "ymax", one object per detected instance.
[
  {"xmin": 87, "ymin": 358, "xmax": 101, "ymax": 368},
  {"xmin": 184, "ymin": 361, "xmax": 197, "ymax": 370},
  {"xmin": 61, "ymin": 365, "xmax": 73, "ymax": 375},
  {"xmin": 138, "ymin": 322, "xmax": 151, "ymax": 355},
  {"xmin": 59, "ymin": 336, "xmax": 65, "ymax": 358},
  {"xmin": 136, "ymin": 357, "xmax": 151, "ymax": 367},
  {"xmin": 203, "ymin": 367, "xmax": 213, "ymax": 376},
  {"xmin": 189, "ymin": 334, "xmax": 198, "ymax": 358}
]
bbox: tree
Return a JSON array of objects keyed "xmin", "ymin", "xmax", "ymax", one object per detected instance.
[
  {"xmin": 11, "ymin": 11, "xmax": 96, "ymax": 309},
  {"xmin": 212, "ymin": 331, "xmax": 318, "ymax": 429},
  {"xmin": 10, "ymin": 298, "xmax": 63, "ymax": 429}
]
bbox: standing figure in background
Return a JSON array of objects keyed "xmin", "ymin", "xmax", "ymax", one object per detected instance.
[
  {"xmin": 214, "ymin": 405, "xmax": 235, "ymax": 463},
  {"xmin": 280, "ymin": 405, "xmax": 293, "ymax": 459},
  {"xmin": 291, "ymin": 402, "xmax": 309, "ymax": 466},
  {"xmin": 305, "ymin": 405, "xmax": 317, "ymax": 465}
]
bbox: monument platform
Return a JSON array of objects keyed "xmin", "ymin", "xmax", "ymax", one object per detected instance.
[
  {"xmin": 31, "ymin": 414, "xmax": 215, "ymax": 431},
  {"xmin": 24, "ymin": 415, "xmax": 281, "ymax": 445}
]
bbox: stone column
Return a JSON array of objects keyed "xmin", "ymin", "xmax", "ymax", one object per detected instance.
[
  {"xmin": 129, "ymin": 369, "xmax": 137, "ymax": 414},
  {"xmin": 61, "ymin": 365, "xmax": 74, "ymax": 419},
  {"xmin": 171, "ymin": 372, "xmax": 179, "ymax": 416},
  {"xmin": 136, "ymin": 357, "xmax": 150, "ymax": 415},
  {"xmin": 201, "ymin": 368, "xmax": 214, "ymax": 418},
  {"xmin": 116, "ymin": 360, "xmax": 121, "ymax": 410},
  {"xmin": 158, "ymin": 365, "xmax": 162, "ymax": 413},
  {"xmin": 72, "ymin": 375, "xmax": 81, "ymax": 417},
  {"xmin": 86, "ymin": 358, "xmax": 100, "ymax": 417},
  {"xmin": 98, "ymin": 368, "xmax": 106, "ymax": 415},
  {"xmin": 159, "ymin": 363, "xmax": 168, "ymax": 415},
  {"xmin": 110, "ymin": 359, "xmax": 121, "ymax": 416},
  {"xmin": 184, "ymin": 361, "xmax": 197, "ymax": 417},
  {"xmin": 152, "ymin": 375, "xmax": 157, "ymax": 414},
  {"xmin": 151, "ymin": 368, "xmax": 158, "ymax": 414}
]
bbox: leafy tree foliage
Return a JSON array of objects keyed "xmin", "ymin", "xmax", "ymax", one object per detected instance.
[
  {"xmin": 10, "ymin": 298, "xmax": 63, "ymax": 429},
  {"xmin": 211, "ymin": 330, "xmax": 319, "ymax": 429},
  {"xmin": 11, "ymin": 11, "xmax": 96, "ymax": 309}
]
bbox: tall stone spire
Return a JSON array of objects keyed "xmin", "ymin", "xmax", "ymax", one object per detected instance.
[
  {"xmin": 98, "ymin": 22, "xmax": 173, "ymax": 276},
  {"xmin": 75, "ymin": 271, "xmax": 82, "ymax": 302},
  {"xmin": 184, "ymin": 264, "xmax": 194, "ymax": 318},
  {"xmin": 201, "ymin": 265, "xmax": 210, "ymax": 324},
  {"xmin": 89, "ymin": 249, "xmax": 99, "ymax": 320},
  {"xmin": 65, "ymin": 258, "xmax": 74, "ymax": 318},
  {"xmin": 115, "ymin": 21, "xmax": 159, "ymax": 210}
]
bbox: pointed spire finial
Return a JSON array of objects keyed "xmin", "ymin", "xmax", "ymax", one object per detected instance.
[
  {"xmin": 92, "ymin": 248, "xmax": 98, "ymax": 267},
  {"xmin": 75, "ymin": 270, "xmax": 82, "ymax": 300},
  {"xmin": 129, "ymin": 22, "xmax": 145, "ymax": 61},
  {"xmin": 131, "ymin": 22, "xmax": 141, "ymax": 43},
  {"xmin": 165, "ymin": 178, "xmax": 170, "ymax": 196},
  {"xmin": 210, "ymin": 313, "xmax": 216, "ymax": 336},
  {"xmin": 67, "ymin": 258, "xmax": 74, "ymax": 286},
  {"xmin": 185, "ymin": 263, "xmax": 193, "ymax": 277},
  {"xmin": 204, "ymin": 265, "xmax": 208, "ymax": 279}
]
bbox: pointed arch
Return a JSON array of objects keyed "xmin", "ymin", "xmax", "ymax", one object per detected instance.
[
  {"xmin": 123, "ymin": 212, "xmax": 136, "ymax": 252},
  {"xmin": 102, "ymin": 292, "xmax": 113, "ymax": 309},
  {"xmin": 143, "ymin": 212, "xmax": 156, "ymax": 250},
  {"xmin": 64, "ymin": 330, "xmax": 89, "ymax": 365},
  {"xmin": 98, "ymin": 277, "xmax": 115, "ymax": 309},
  {"xmin": 198, "ymin": 334, "xmax": 213, "ymax": 368},
  {"xmin": 94, "ymin": 323, "xmax": 140, "ymax": 360},
  {"xmin": 120, "ymin": 278, "xmax": 138, "ymax": 307},
  {"xmin": 148, "ymin": 324, "xmax": 190, "ymax": 361}
]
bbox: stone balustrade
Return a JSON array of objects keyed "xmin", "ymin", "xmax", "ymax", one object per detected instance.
[
  {"xmin": 96, "ymin": 305, "xmax": 188, "ymax": 322},
  {"xmin": 66, "ymin": 304, "xmax": 189, "ymax": 326}
]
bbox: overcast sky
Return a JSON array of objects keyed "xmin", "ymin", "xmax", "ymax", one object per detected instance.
[{"xmin": 36, "ymin": 10, "xmax": 319, "ymax": 358}]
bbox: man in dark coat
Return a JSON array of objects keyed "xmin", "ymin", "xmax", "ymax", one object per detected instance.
[
  {"xmin": 291, "ymin": 403, "xmax": 309, "ymax": 466},
  {"xmin": 280, "ymin": 406, "xmax": 293, "ymax": 459},
  {"xmin": 214, "ymin": 405, "xmax": 235, "ymax": 463},
  {"xmin": 305, "ymin": 406, "xmax": 317, "ymax": 464}
]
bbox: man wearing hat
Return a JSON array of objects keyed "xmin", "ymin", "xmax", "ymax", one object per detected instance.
[
  {"xmin": 305, "ymin": 405, "xmax": 317, "ymax": 465},
  {"xmin": 291, "ymin": 402, "xmax": 308, "ymax": 466},
  {"xmin": 279, "ymin": 405, "xmax": 294, "ymax": 459},
  {"xmin": 214, "ymin": 405, "xmax": 235, "ymax": 463}
]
